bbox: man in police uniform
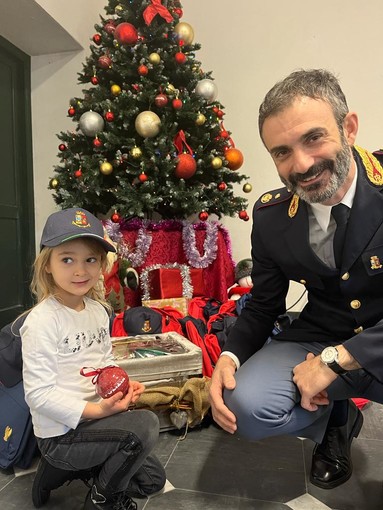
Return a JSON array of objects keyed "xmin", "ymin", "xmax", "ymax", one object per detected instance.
[{"xmin": 209, "ymin": 68, "xmax": 383, "ymax": 489}]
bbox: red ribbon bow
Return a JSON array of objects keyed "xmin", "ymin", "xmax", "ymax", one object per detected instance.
[
  {"xmin": 174, "ymin": 130, "xmax": 194, "ymax": 155},
  {"xmin": 143, "ymin": 0, "xmax": 174, "ymax": 26}
]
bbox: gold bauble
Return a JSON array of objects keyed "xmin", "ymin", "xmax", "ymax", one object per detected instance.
[
  {"xmin": 243, "ymin": 183, "xmax": 253, "ymax": 193},
  {"xmin": 165, "ymin": 83, "xmax": 177, "ymax": 95},
  {"xmin": 115, "ymin": 4, "xmax": 124, "ymax": 14},
  {"xmin": 135, "ymin": 111, "xmax": 161, "ymax": 138},
  {"xmin": 130, "ymin": 146, "xmax": 142, "ymax": 159},
  {"xmin": 211, "ymin": 157, "xmax": 223, "ymax": 169},
  {"xmin": 195, "ymin": 113, "xmax": 206, "ymax": 126},
  {"xmin": 100, "ymin": 161, "xmax": 113, "ymax": 175},
  {"xmin": 148, "ymin": 52, "xmax": 161, "ymax": 65},
  {"xmin": 174, "ymin": 22, "xmax": 194, "ymax": 45},
  {"xmin": 111, "ymin": 84, "xmax": 121, "ymax": 96},
  {"xmin": 49, "ymin": 178, "xmax": 59, "ymax": 189}
]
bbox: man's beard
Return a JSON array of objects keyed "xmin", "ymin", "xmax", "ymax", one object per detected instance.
[{"xmin": 280, "ymin": 140, "xmax": 352, "ymax": 204}]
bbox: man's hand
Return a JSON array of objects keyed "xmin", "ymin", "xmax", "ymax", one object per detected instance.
[
  {"xmin": 292, "ymin": 353, "xmax": 336, "ymax": 411},
  {"xmin": 209, "ymin": 355, "xmax": 238, "ymax": 433}
]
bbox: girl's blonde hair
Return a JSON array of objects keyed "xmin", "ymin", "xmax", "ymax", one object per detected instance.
[{"xmin": 30, "ymin": 238, "xmax": 112, "ymax": 313}]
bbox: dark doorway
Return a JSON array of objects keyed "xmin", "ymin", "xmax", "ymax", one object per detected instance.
[{"xmin": 0, "ymin": 35, "xmax": 35, "ymax": 328}]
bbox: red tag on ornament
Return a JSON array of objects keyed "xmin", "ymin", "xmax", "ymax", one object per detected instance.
[{"xmin": 80, "ymin": 366, "xmax": 130, "ymax": 399}]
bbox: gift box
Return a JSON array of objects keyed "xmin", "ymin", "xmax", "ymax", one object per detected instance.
[
  {"xmin": 142, "ymin": 297, "xmax": 189, "ymax": 316},
  {"xmin": 146, "ymin": 267, "xmax": 204, "ymax": 299}
]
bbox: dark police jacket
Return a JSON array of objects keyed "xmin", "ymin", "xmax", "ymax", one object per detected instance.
[{"xmin": 224, "ymin": 146, "xmax": 383, "ymax": 383}]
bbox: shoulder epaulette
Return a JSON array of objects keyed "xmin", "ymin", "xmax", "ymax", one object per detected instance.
[
  {"xmin": 354, "ymin": 145, "xmax": 383, "ymax": 186},
  {"xmin": 255, "ymin": 187, "xmax": 293, "ymax": 210}
]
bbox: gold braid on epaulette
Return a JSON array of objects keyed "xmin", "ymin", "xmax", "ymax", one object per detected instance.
[{"xmin": 354, "ymin": 145, "xmax": 383, "ymax": 186}]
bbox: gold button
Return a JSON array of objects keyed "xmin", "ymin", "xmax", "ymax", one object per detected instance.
[
  {"xmin": 341, "ymin": 272, "xmax": 350, "ymax": 281},
  {"xmin": 350, "ymin": 300, "xmax": 361, "ymax": 309},
  {"xmin": 354, "ymin": 326, "xmax": 363, "ymax": 334},
  {"xmin": 300, "ymin": 279, "xmax": 306, "ymax": 285}
]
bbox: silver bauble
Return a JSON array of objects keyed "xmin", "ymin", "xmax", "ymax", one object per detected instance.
[
  {"xmin": 194, "ymin": 79, "xmax": 218, "ymax": 102},
  {"xmin": 79, "ymin": 111, "xmax": 105, "ymax": 137},
  {"xmin": 135, "ymin": 111, "xmax": 161, "ymax": 138}
]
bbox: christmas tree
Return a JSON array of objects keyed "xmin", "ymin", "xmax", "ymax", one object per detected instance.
[{"xmin": 49, "ymin": 0, "xmax": 251, "ymax": 222}]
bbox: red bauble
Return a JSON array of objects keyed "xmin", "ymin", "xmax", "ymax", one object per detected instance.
[
  {"xmin": 199, "ymin": 211, "xmax": 209, "ymax": 221},
  {"xmin": 175, "ymin": 52, "xmax": 187, "ymax": 64},
  {"xmin": 105, "ymin": 111, "xmax": 115, "ymax": 122},
  {"xmin": 68, "ymin": 107, "xmax": 75, "ymax": 117},
  {"xmin": 212, "ymin": 107, "xmax": 219, "ymax": 114},
  {"xmin": 93, "ymin": 137, "xmax": 103, "ymax": 148},
  {"xmin": 239, "ymin": 210, "xmax": 248, "ymax": 220},
  {"xmin": 98, "ymin": 55, "xmax": 112, "ymax": 69},
  {"xmin": 175, "ymin": 153, "xmax": 196, "ymax": 179},
  {"xmin": 225, "ymin": 147, "xmax": 244, "ymax": 170},
  {"xmin": 58, "ymin": 144, "xmax": 66, "ymax": 151},
  {"xmin": 174, "ymin": 8, "xmax": 183, "ymax": 17},
  {"xmin": 95, "ymin": 366, "xmax": 130, "ymax": 399},
  {"xmin": 172, "ymin": 98, "xmax": 183, "ymax": 110},
  {"xmin": 217, "ymin": 109, "xmax": 224, "ymax": 118},
  {"xmin": 218, "ymin": 182, "xmax": 227, "ymax": 191},
  {"xmin": 111, "ymin": 212, "xmax": 121, "ymax": 223},
  {"xmin": 74, "ymin": 169, "xmax": 82, "ymax": 178},
  {"xmin": 139, "ymin": 172, "xmax": 148, "ymax": 183},
  {"xmin": 91, "ymin": 76, "xmax": 99, "ymax": 85},
  {"xmin": 93, "ymin": 34, "xmax": 102, "ymax": 45},
  {"xmin": 154, "ymin": 93, "xmax": 168, "ymax": 108},
  {"xmin": 104, "ymin": 21, "xmax": 116, "ymax": 35},
  {"xmin": 220, "ymin": 130, "xmax": 229, "ymax": 139},
  {"xmin": 114, "ymin": 22, "xmax": 138, "ymax": 45},
  {"xmin": 138, "ymin": 64, "xmax": 148, "ymax": 76}
]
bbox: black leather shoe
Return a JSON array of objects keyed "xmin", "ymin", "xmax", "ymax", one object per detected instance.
[{"xmin": 310, "ymin": 400, "xmax": 363, "ymax": 489}]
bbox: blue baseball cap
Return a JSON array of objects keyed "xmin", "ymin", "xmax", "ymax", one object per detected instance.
[{"xmin": 40, "ymin": 207, "xmax": 116, "ymax": 253}]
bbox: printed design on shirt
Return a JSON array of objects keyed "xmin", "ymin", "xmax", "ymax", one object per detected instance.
[
  {"xmin": 73, "ymin": 210, "xmax": 91, "ymax": 228},
  {"xmin": 288, "ymin": 194, "xmax": 299, "ymax": 218},
  {"xmin": 370, "ymin": 255, "xmax": 382, "ymax": 270},
  {"xmin": 354, "ymin": 145, "xmax": 383, "ymax": 186},
  {"xmin": 63, "ymin": 327, "xmax": 109, "ymax": 354},
  {"xmin": 3, "ymin": 425, "xmax": 12, "ymax": 441}
]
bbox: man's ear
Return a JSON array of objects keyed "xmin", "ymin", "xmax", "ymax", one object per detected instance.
[{"xmin": 343, "ymin": 112, "xmax": 358, "ymax": 145}]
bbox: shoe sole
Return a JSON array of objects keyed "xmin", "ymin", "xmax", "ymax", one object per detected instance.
[{"xmin": 309, "ymin": 408, "xmax": 364, "ymax": 490}]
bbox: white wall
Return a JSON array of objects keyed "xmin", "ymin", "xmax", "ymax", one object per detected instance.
[{"xmin": 27, "ymin": 0, "xmax": 383, "ymax": 310}]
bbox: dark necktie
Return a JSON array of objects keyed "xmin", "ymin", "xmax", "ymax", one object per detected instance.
[{"xmin": 332, "ymin": 204, "xmax": 350, "ymax": 267}]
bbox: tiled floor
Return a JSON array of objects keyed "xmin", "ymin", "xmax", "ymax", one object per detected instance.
[{"xmin": 1, "ymin": 403, "xmax": 382, "ymax": 510}]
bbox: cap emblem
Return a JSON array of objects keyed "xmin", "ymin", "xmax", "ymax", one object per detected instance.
[{"xmin": 73, "ymin": 210, "xmax": 91, "ymax": 229}]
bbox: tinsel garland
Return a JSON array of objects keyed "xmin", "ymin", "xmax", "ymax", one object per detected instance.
[
  {"xmin": 182, "ymin": 221, "xmax": 218, "ymax": 268},
  {"xmin": 104, "ymin": 219, "xmax": 152, "ymax": 267},
  {"xmin": 140, "ymin": 263, "xmax": 193, "ymax": 301},
  {"xmin": 105, "ymin": 219, "xmax": 235, "ymax": 269}
]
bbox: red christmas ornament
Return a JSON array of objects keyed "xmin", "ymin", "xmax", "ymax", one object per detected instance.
[
  {"xmin": 217, "ymin": 109, "xmax": 224, "ymax": 118},
  {"xmin": 174, "ymin": 8, "xmax": 183, "ymax": 17},
  {"xmin": 111, "ymin": 212, "xmax": 121, "ymax": 223},
  {"xmin": 154, "ymin": 93, "xmax": 168, "ymax": 107},
  {"xmin": 175, "ymin": 52, "xmax": 187, "ymax": 64},
  {"xmin": 91, "ymin": 76, "xmax": 99, "ymax": 85},
  {"xmin": 93, "ymin": 137, "xmax": 103, "ymax": 149},
  {"xmin": 98, "ymin": 55, "xmax": 112, "ymax": 69},
  {"xmin": 225, "ymin": 147, "xmax": 244, "ymax": 170},
  {"xmin": 81, "ymin": 366, "xmax": 130, "ymax": 399},
  {"xmin": 172, "ymin": 98, "xmax": 183, "ymax": 110},
  {"xmin": 105, "ymin": 110, "xmax": 115, "ymax": 122},
  {"xmin": 68, "ymin": 107, "xmax": 75, "ymax": 117},
  {"xmin": 114, "ymin": 22, "xmax": 138, "ymax": 45},
  {"xmin": 218, "ymin": 182, "xmax": 227, "ymax": 191},
  {"xmin": 138, "ymin": 172, "xmax": 148, "ymax": 183},
  {"xmin": 104, "ymin": 21, "xmax": 116, "ymax": 35},
  {"xmin": 212, "ymin": 107, "xmax": 219, "ymax": 114},
  {"xmin": 58, "ymin": 144, "xmax": 66, "ymax": 151},
  {"xmin": 93, "ymin": 34, "xmax": 102, "ymax": 45},
  {"xmin": 175, "ymin": 153, "xmax": 196, "ymax": 179},
  {"xmin": 220, "ymin": 130, "xmax": 229, "ymax": 139},
  {"xmin": 239, "ymin": 210, "xmax": 249, "ymax": 220},
  {"xmin": 74, "ymin": 169, "xmax": 82, "ymax": 178},
  {"xmin": 199, "ymin": 211, "xmax": 209, "ymax": 221},
  {"xmin": 138, "ymin": 64, "xmax": 148, "ymax": 76}
]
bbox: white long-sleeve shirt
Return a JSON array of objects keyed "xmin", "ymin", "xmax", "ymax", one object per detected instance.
[{"xmin": 21, "ymin": 296, "xmax": 115, "ymax": 438}]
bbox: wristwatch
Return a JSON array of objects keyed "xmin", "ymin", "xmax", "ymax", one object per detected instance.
[{"xmin": 320, "ymin": 346, "xmax": 348, "ymax": 375}]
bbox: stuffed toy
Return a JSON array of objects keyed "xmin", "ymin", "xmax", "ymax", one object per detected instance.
[
  {"xmin": 102, "ymin": 232, "xmax": 139, "ymax": 312},
  {"xmin": 228, "ymin": 258, "xmax": 253, "ymax": 300}
]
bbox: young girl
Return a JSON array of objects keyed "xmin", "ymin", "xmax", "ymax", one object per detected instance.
[{"xmin": 21, "ymin": 207, "xmax": 166, "ymax": 510}]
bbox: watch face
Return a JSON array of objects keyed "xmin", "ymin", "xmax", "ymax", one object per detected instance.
[{"xmin": 321, "ymin": 346, "xmax": 337, "ymax": 364}]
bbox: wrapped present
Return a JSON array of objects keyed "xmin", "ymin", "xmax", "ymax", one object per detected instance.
[
  {"xmin": 140, "ymin": 263, "xmax": 204, "ymax": 300},
  {"xmin": 142, "ymin": 297, "xmax": 189, "ymax": 316}
]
